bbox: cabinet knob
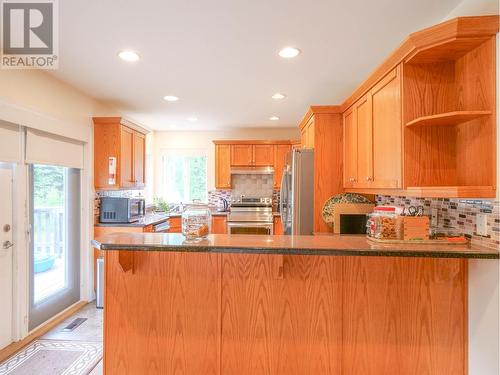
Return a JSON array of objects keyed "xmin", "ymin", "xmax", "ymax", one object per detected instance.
[
  {"xmin": 349, "ymin": 177, "xmax": 356, "ymax": 183},
  {"xmin": 366, "ymin": 176, "xmax": 372, "ymax": 181}
]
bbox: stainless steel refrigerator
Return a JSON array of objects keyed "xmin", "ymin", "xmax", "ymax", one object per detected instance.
[{"xmin": 279, "ymin": 149, "xmax": 314, "ymax": 235}]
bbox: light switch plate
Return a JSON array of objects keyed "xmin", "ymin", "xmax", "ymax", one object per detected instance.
[{"xmin": 476, "ymin": 213, "xmax": 488, "ymax": 236}]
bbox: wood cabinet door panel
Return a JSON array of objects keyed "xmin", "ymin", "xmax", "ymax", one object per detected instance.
[
  {"xmin": 273, "ymin": 216, "xmax": 283, "ymax": 234},
  {"xmin": 231, "ymin": 145, "xmax": 253, "ymax": 166},
  {"xmin": 94, "ymin": 123, "xmax": 120, "ymax": 189},
  {"xmin": 342, "ymin": 257, "xmax": 466, "ymax": 375},
  {"xmin": 343, "ymin": 108, "xmax": 357, "ymax": 188},
  {"xmin": 371, "ymin": 67, "xmax": 402, "ymax": 188},
  {"xmin": 215, "ymin": 145, "xmax": 231, "ymax": 188},
  {"xmin": 168, "ymin": 216, "xmax": 181, "ymax": 233},
  {"xmin": 355, "ymin": 96, "xmax": 373, "ymax": 188},
  {"xmin": 104, "ymin": 251, "xmax": 220, "ymax": 375},
  {"xmin": 300, "ymin": 128, "xmax": 307, "ymax": 148},
  {"xmin": 211, "ymin": 216, "xmax": 227, "ymax": 234},
  {"xmin": 273, "ymin": 145, "xmax": 291, "ymax": 188},
  {"xmin": 221, "ymin": 254, "xmax": 342, "ymax": 375},
  {"xmin": 120, "ymin": 126, "xmax": 134, "ymax": 188},
  {"xmin": 306, "ymin": 120, "xmax": 315, "ymax": 148},
  {"xmin": 253, "ymin": 145, "xmax": 274, "ymax": 166},
  {"xmin": 133, "ymin": 132, "xmax": 145, "ymax": 187}
]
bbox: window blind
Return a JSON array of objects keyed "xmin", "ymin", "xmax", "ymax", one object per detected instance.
[
  {"xmin": 0, "ymin": 120, "xmax": 22, "ymax": 163},
  {"xmin": 25, "ymin": 128, "xmax": 84, "ymax": 169}
]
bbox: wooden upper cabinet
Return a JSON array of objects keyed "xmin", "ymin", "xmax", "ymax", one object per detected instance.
[
  {"xmin": 93, "ymin": 117, "xmax": 148, "ymax": 189},
  {"xmin": 231, "ymin": 144, "xmax": 274, "ymax": 166},
  {"xmin": 343, "ymin": 67, "xmax": 402, "ymax": 190},
  {"xmin": 133, "ymin": 132, "xmax": 145, "ymax": 187},
  {"xmin": 300, "ymin": 127, "xmax": 307, "ymax": 148},
  {"xmin": 343, "ymin": 107, "xmax": 357, "ymax": 188},
  {"xmin": 120, "ymin": 126, "xmax": 134, "ymax": 188},
  {"xmin": 274, "ymin": 144, "xmax": 291, "ymax": 188},
  {"xmin": 371, "ymin": 66, "xmax": 401, "ymax": 188},
  {"xmin": 231, "ymin": 145, "xmax": 253, "ymax": 166},
  {"xmin": 300, "ymin": 119, "xmax": 315, "ymax": 148},
  {"xmin": 215, "ymin": 144, "xmax": 231, "ymax": 189},
  {"xmin": 306, "ymin": 120, "xmax": 315, "ymax": 148},
  {"xmin": 340, "ymin": 16, "xmax": 497, "ymax": 197},
  {"xmin": 253, "ymin": 144, "xmax": 274, "ymax": 166},
  {"xmin": 354, "ymin": 95, "xmax": 373, "ymax": 188}
]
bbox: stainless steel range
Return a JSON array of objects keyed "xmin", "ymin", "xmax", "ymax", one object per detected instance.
[{"xmin": 227, "ymin": 197, "xmax": 273, "ymax": 235}]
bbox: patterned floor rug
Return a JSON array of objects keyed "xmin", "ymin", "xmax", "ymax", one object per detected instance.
[{"xmin": 0, "ymin": 340, "xmax": 102, "ymax": 375}]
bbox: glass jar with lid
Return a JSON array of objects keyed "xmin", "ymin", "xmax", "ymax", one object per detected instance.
[
  {"xmin": 366, "ymin": 206, "xmax": 402, "ymax": 240},
  {"xmin": 182, "ymin": 201, "xmax": 211, "ymax": 240}
]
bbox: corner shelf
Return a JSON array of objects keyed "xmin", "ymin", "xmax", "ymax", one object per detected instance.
[{"xmin": 405, "ymin": 111, "xmax": 492, "ymax": 127}]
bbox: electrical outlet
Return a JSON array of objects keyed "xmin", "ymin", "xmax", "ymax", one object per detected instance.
[
  {"xmin": 431, "ymin": 208, "xmax": 438, "ymax": 227},
  {"xmin": 476, "ymin": 213, "xmax": 488, "ymax": 236}
]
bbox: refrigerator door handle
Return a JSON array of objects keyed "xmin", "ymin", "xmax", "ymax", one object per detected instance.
[{"xmin": 279, "ymin": 169, "xmax": 287, "ymax": 232}]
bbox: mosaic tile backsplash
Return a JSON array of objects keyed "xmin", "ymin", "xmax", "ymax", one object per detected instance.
[
  {"xmin": 232, "ymin": 174, "xmax": 274, "ymax": 198},
  {"xmin": 376, "ymin": 195, "xmax": 500, "ymax": 250},
  {"xmin": 208, "ymin": 188, "xmax": 280, "ymax": 210}
]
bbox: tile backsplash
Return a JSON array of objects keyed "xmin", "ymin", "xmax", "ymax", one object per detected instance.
[
  {"xmin": 208, "ymin": 189, "xmax": 232, "ymax": 208},
  {"xmin": 376, "ymin": 195, "xmax": 500, "ymax": 250},
  {"xmin": 208, "ymin": 188, "xmax": 280, "ymax": 210},
  {"xmin": 231, "ymin": 174, "xmax": 274, "ymax": 198}
]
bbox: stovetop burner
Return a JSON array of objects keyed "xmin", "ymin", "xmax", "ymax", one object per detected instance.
[{"xmin": 231, "ymin": 196, "xmax": 272, "ymax": 208}]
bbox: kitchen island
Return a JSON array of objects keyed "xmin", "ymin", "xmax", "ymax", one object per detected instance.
[{"xmin": 92, "ymin": 233, "xmax": 498, "ymax": 375}]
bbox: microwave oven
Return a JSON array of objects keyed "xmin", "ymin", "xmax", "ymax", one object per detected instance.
[{"xmin": 99, "ymin": 197, "xmax": 146, "ymax": 223}]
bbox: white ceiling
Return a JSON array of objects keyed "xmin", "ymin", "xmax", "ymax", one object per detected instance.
[{"xmin": 51, "ymin": 0, "xmax": 461, "ymax": 130}]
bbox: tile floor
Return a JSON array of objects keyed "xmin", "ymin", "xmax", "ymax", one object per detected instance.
[{"xmin": 39, "ymin": 302, "xmax": 103, "ymax": 374}]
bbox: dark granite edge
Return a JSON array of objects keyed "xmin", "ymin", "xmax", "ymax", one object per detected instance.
[
  {"xmin": 90, "ymin": 240, "xmax": 499, "ymax": 259},
  {"xmin": 95, "ymin": 216, "xmax": 169, "ymax": 228}
]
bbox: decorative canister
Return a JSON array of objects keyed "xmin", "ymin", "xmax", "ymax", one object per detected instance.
[{"xmin": 181, "ymin": 201, "xmax": 211, "ymax": 240}]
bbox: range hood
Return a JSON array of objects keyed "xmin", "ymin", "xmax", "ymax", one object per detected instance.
[{"xmin": 230, "ymin": 166, "xmax": 274, "ymax": 175}]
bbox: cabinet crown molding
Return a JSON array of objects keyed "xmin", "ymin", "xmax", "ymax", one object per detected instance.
[{"xmin": 93, "ymin": 117, "xmax": 150, "ymax": 135}]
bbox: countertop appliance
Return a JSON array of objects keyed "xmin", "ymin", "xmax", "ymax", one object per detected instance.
[
  {"xmin": 280, "ymin": 149, "xmax": 314, "ymax": 235},
  {"xmin": 227, "ymin": 196, "xmax": 273, "ymax": 235},
  {"xmin": 99, "ymin": 197, "xmax": 146, "ymax": 223}
]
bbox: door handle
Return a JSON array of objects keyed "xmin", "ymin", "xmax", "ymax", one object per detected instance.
[{"xmin": 2, "ymin": 241, "xmax": 13, "ymax": 249}]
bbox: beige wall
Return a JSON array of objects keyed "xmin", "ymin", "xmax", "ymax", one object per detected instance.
[
  {"xmin": 153, "ymin": 128, "xmax": 300, "ymax": 196},
  {"xmin": 0, "ymin": 70, "xmax": 116, "ymax": 141},
  {"xmin": 443, "ymin": 0, "xmax": 498, "ymax": 19}
]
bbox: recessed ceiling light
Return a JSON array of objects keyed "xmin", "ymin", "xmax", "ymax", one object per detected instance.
[
  {"xmin": 163, "ymin": 95, "xmax": 179, "ymax": 102},
  {"xmin": 272, "ymin": 93, "xmax": 287, "ymax": 100},
  {"xmin": 187, "ymin": 116, "xmax": 198, "ymax": 122},
  {"xmin": 278, "ymin": 47, "xmax": 300, "ymax": 59},
  {"xmin": 118, "ymin": 50, "xmax": 140, "ymax": 62},
  {"xmin": 269, "ymin": 116, "xmax": 280, "ymax": 121}
]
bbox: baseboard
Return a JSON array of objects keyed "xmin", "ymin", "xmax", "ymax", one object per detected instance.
[{"xmin": 0, "ymin": 300, "xmax": 88, "ymax": 362}]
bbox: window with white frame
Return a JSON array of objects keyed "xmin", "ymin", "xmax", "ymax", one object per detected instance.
[{"xmin": 160, "ymin": 149, "xmax": 208, "ymax": 203}]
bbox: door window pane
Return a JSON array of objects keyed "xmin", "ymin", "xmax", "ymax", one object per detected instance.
[{"xmin": 32, "ymin": 165, "xmax": 67, "ymax": 303}]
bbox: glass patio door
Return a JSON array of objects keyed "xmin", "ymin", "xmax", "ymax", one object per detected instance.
[{"xmin": 29, "ymin": 164, "xmax": 80, "ymax": 330}]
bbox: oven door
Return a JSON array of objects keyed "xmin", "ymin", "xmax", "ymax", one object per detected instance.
[{"xmin": 227, "ymin": 222, "xmax": 273, "ymax": 235}]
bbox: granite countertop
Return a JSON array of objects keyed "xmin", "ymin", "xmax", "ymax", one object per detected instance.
[
  {"xmin": 95, "ymin": 213, "xmax": 169, "ymax": 228},
  {"xmin": 91, "ymin": 233, "xmax": 499, "ymax": 259},
  {"xmin": 167, "ymin": 210, "xmax": 281, "ymax": 217}
]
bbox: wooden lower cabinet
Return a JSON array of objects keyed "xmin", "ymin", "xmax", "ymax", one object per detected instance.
[
  {"xmin": 211, "ymin": 215, "xmax": 227, "ymax": 234},
  {"xmin": 342, "ymin": 257, "xmax": 466, "ymax": 375},
  {"xmin": 168, "ymin": 216, "xmax": 182, "ymax": 233},
  {"xmin": 103, "ymin": 253, "xmax": 467, "ymax": 375},
  {"xmin": 273, "ymin": 215, "xmax": 283, "ymax": 234},
  {"xmin": 104, "ymin": 251, "xmax": 220, "ymax": 375},
  {"xmin": 220, "ymin": 254, "xmax": 342, "ymax": 375}
]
